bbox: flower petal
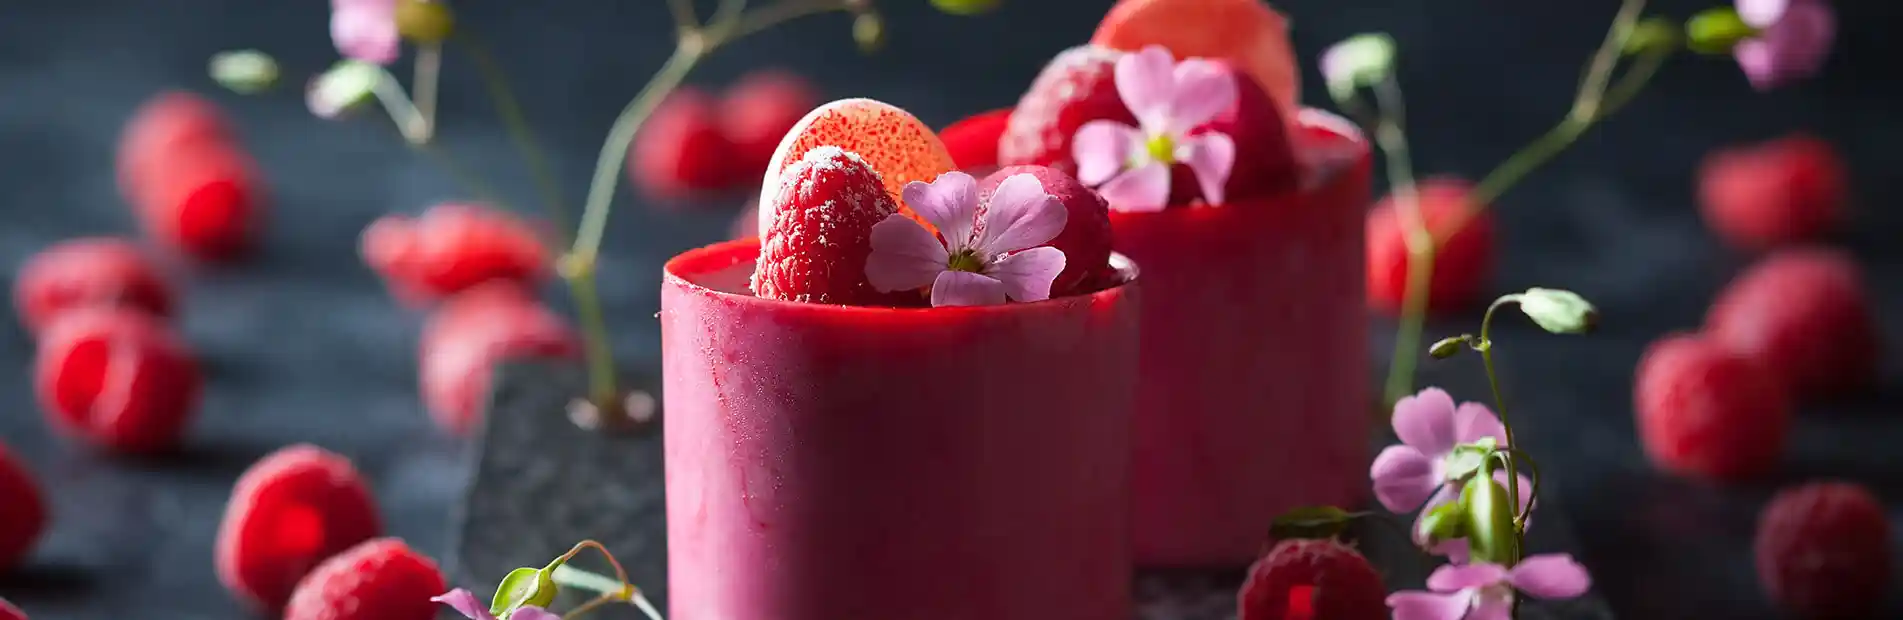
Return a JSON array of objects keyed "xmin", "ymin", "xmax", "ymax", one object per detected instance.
[
  {"xmin": 1736, "ymin": 0, "xmax": 1790, "ymax": 28},
  {"xmin": 977, "ymin": 173, "xmax": 1068, "ymax": 255},
  {"xmin": 1387, "ymin": 590, "xmax": 1473, "ymax": 620},
  {"xmin": 1470, "ymin": 595, "xmax": 1516, "ymax": 620},
  {"xmin": 1074, "ymin": 120, "xmax": 1144, "ymax": 186},
  {"xmin": 900, "ymin": 172, "xmax": 981, "ymax": 248},
  {"xmin": 1454, "ymin": 401, "xmax": 1508, "ymax": 447},
  {"xmin": 1115, "ymin": 46, "xmax": 1179, "ymax": 133},
  {"xmin": 1735, "ymin": 3, "xmax": 1834, "ymax": 91},
  {"xmin": 331, "ymin": 5, "xmax": 400, "ymax": 65},
  {"xmin": 1176, "ymin": 132, "xmax": 1235, "ymax": 205},
  {"xmin": 1427, "ymin": 562, "xmax": 1509, "ymax": 592},
  {"xmin": 1508, "ymin": 554, "xmax": 1593, "ymax": 599},
  {"xmin": 988, "ymin": 247, "xmax": 1066, "ymax": 302},
  {"xmin": 430, "ymin": 589, "xmax": 495, "ymax": 620},
  {"xmin": 1098, "ymin": 162, "xmax": 1172, "ymax": 213},
  {"xmin": 1371, "ymin": 445, "xmax": 1440, "ymax": 512},
  {"xmin": 510, "ymin": 608, "xmax": 562, "ymax": 620},
  {"xmin": 1393, "ymin": 387, "xmax": 1459, "ymax": 457},
  {"xmin": 930, "ymin": 270, "xmax": 1007, "ymax": 307},
  {"xmin": 1168, "ymin": 59, "xmax": 1239, "ymax": 134},
  {"xmin": 866, "ymin": 214, "xmax": 952, "ymax": 293}
]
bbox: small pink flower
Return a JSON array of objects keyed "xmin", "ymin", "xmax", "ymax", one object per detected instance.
[
  {"xmin": 331, "ymin": 0, "xmax": 401, "ymax": 65},
  {"xmin": 1387, "ymin": 554, "xmax": 1592, "ymax": 620},
  {"xmin": 433, "ymin": 589, "xmax": 560, "ymax": 620},
  {"xmin": 1072, "ymin": 46, "xmax": 1237, "ymax": 212},
  {"xmin": 865, "ymin": 171, "xmax": 1068, "ymax": 307},
  {"xmin": 1734, "ymin": 0, "xmax": 1835, "ymax": 91},
  {"xmin": 1369, "ymin": 388, "xmax": 1509, "ymax": 513}
]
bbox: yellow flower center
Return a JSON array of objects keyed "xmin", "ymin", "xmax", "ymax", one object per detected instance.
[
  {"xmin": 1144, "ymin": 133, "xmax": 1177, "ymax": 166},
  {"xmin": 947, "ymin": 249, "xmax": 986, "ymax": 273}
]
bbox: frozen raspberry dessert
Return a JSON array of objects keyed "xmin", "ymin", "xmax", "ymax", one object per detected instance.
[
  {"xmin": 662, "ymin": 99, "xmax": 1140, "ymax": 620},
  {"xmin": 951, "ymin": 0, "xmax": 1372, "ymax": 566}
]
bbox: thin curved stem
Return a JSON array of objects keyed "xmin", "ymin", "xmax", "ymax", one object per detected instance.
[
  {"xmin": 413, "ymin": 44, "xmax": 443, "ymax": 142},
  {"xmin": 369, "ymin": 68, "xmax": 429, "ymax": 144},
  {"xmin": 1370, "ymin": 75, "xmax": 1431, "ymax": 409},
  {"xmin": 1501, "ymin": 448, "xmax": 1543, "ymax": 527},
  {"xmin": 457, "ymin": 31, "xmax": 571, "ymax": 235},
  {"xmin": 1571, "ymin": 0, "xmax": 1647, "ymax": 123},
  {"xmin": 667, "ymin": 0, "xmax": 699, "ymax": 32},
  {"xmin": 1477, "ymin": 296, "xmax": 1523, "ymax": 521}
]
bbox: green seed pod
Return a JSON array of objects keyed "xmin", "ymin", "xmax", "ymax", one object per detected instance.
[
  {"xmin": 209, "ymin": 50, "xmax": 280, "ymax": 94},
  {"xmin": 1686, "ymin": 7, "xmax": 1759, "ymax": 55},
  {"xmin": 1517, "ymin": 288, "xmax": 1599, "ymax": 335},
  {"xmin": 1429, "ymin": 336, "xmax": 1469, "ymax": 359},
  {"xmin": 396, "ymin": 0, "xmax": 456, "ymax": 44},
  {"xmin": 490, "ymin": 567, "xmax": 558, "ymax": 615},
  {"xmin": 1416, "ymin": 499, "xmax": 1469, "ymax": 548},
  {"xmin": 1461, "ymin": 475, "xmax": 1522, "ymax": 565}
]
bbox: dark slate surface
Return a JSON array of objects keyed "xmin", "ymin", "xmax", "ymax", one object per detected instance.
[{"xmin": 1, "ymin": 0, "xmax": 1900, "ymax": 618}]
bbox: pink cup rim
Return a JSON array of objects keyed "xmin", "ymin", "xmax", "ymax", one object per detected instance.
[{"xmin": 664, "ymin": 238, "xmax": 1140, "ymax": 318}]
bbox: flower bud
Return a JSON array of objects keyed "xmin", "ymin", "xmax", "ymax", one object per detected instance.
[
  {"xmin": 1416, "ymin": 500, "xmax": 1468, "ymax": 548},
  {"xmin": 1429, "ymin": 336, "xmax": 1469, "ymax": 359},
  {"xmin": 490, "ymin": 567, "xmax": 558, "ymax": 614},
  {"xmin": 1517, "ymin": 287, "xmax": 1598, "ymax": 335},
  {"xmin": 1687, "ymin": 7, "xmax": 1759, "ymax": 55},
  {"xmin": 306, "ymin": 60, "xmax": 384, "ymax": 120},
  {"xmin": 931, "ymin": 0, "xmax": 1001, "ymax": 15},
  {"xmin": 1624, "ymin": 17, "xmax": 1682, "ymax": 56},
  {"xmin": 853, "ymin": 12, "xmax": 886, "ymax": 53},
  {"xmin": 396, "ymin": 0, "xmax": 456, "ymax": 44},
  {"xmin": 1320, "ymin": 33, "xmax": 1396, "ymax": 104},
  {"xmin": 1460, "ymin": 475, "xmax": 1522, "ymax": 566},
  {"xmin": 209, "ymin": 50, "xmax": 280, "ymax": 94}
]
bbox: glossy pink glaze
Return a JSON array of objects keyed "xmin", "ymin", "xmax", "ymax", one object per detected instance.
[
  {"xmin": 660, "ymin": 239, "xmax": 1141, "ymax": 620},
  {"xmin": 1117, "ymin": 110, "xmax": 1373, "ymax": 566}
]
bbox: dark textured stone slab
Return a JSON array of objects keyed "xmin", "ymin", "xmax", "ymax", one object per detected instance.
[{"xmin": 457, "ymin": 362, "xmax": 1614, "ymax": 619}]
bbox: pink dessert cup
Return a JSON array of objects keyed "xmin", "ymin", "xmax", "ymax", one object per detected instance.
[
  {"xmin": 660, "ymin": 239, "xmax": 1142, "ymax": 619},
  {"xmin": 1117, "ymin": 109, "xmax": 1374, "ymax": 567}
]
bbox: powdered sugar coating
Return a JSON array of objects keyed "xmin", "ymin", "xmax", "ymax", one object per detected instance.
[
  {"xmin": 752, "ymin": 146, "xmax": 908, "ymax": 306},
  {"xmin": 756, "ymin": 99, "xmax": 956, "ymax": 236}
]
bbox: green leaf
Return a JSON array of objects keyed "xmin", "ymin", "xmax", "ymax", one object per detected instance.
[
  {"xmin": 931, "ymin": 0, "xmax": 1001, "ymax": 15},
  {"xmin": 490, "ymin": 567, "xmax": 558, "ymax": 616},
  {"xmin": 1270, "ymin": 505, "xmax": 1358, "ymax": 540},
  {"xmin": 1443, "ymin": 438, "xmax": 1498, "ymax": 481}
]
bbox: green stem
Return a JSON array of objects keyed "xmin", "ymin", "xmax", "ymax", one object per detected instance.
[
  {"xmin": 456, "ymin": 31, "xmax": 572, "ymax": 236},
  {"xmin": 1477, "ymin": 295, "xmax": 1523, "ymax": 530},
  {"xmin": 413, "ymin": 43, "xmax": 443, "ymax": 142},
  {"xmin": 1370, "ymin": 75, "xmax": 1432, "ymax": 409},
  {"xmin": 566, "ymin": 260, "xmax": 620, "ymax": 410},
  {"xmin": 1502, "ymin": 448, "xmax": 1543, "ymax": 526},
  {"xmin": 550, "ymin": 564, "xmax": 624, "ymax": 595}
]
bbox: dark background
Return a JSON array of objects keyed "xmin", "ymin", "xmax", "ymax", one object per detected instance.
[{"xmin": 1, "ymin": 0, "xmax": 1897, "ymax": 618}]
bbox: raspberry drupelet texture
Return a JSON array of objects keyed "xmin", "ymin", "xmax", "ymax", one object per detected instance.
[
  {"xmin": 752, "ymin": 146, "xmax": 912, "ymax": 306},
  {"xmin": 217, "ymin": 444, "xmax": 383, "ymax": 611},
  {"xmin": 1238, "ymin": 538, "xmax": 1388, "ymax": 620},
  {"xmin": 282, "ymin": 538, "xmax": 445, "ymax": 620}
]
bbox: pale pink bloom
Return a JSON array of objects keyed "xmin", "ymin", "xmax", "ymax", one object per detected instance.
[
  {"xmin": 331, "ymin": 0, "xmax": 400, "ymax": 65},
  {"xmin": 1388, "ymin": 554, "xmax": 1592, "ymax": 620},
  {"xmin": 1734, "ymin": 0, "xmax": 1835, "ymax": 91},
  {"xmin": 865, "ymin": 171, "xmax": 1068, "ymax": 307},
  {"xmin": 1071, "ymin": 46, "xmax": 1236, "ymax": 212},
  {"xmin": 1370, "ymin": 388, "xmax": 1509, "ymax": 513}
]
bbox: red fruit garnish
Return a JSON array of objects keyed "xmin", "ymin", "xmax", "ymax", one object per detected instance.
[
  {"xmin": 132, "ymin": 141, "xmax": 264, "ymax": 263},
  {"xmin": 1706, "ymin": 248, "xmax": 1878, "ymax": 399},
  {"xmin": 35, "ymin": 309, "xmax": 201, "ymax": 454},
  {"xmin": 979, "ymin": 165, "xmax": 1111, "ymax": 295},
  {"xmin": 1365, "ymin": 179, "xmax": 1495, "ymax": 315},
  {"xmin": 1756, "ymin": 481, "xmax": 1891, "ymax": 620},
  {"xmin": 216, "ymin": 444, "xmax": 382, "ymax": 611},
  {"xmin": 631, "ymin": 87, "xmax": 740, "ymax": 198},
  {"xmin": 0, "ymin": 598, "xmax": 23, "ymax": 620},
  {"xmin": 1238, "ymin": 538, "xmax": 1388, "ymax": 620},
  {"xmin": 1091, "ymin": 0, "xmax": 1301, "ymax": 117},
  {"xmin": 1178, "ymin": 61, "xmax": 1297, "ymax": 205},
  {"xmin": 13, "ymin": 237, "xmax": 174, "ymax": 334},
  {"xmin": 1634, "ymin": 333, "xmax": 1790, "ymax": 480},
  {"xmin": 722, "ymin": 70, "xmax": 819, "ymax": 178},
  {"xmin": 360, "ymin": 203, "xmax": 549, "ymax": 305},
  {"xmin": 419, "ymin": 284, "xmax": 580, "ymax": 434},
  {"xmin": 752, "ymin": 146, "xmax": 909, "ymax": 306},
  {"xmin": 941, "ymin": 107, "xmax": 1013, "ymax": 173},
  {"xmin": 117, "ymin": 91, "xmax": 234, "ymax": 203},
  {"xmin": 755, "ymin": 98, "xmax": 956, "ymax": 235},
  {"xmin": 0, "ymin": 444, "xmax": 47, "ymax": 573},
  {"xmin": 1699, "ymin": 133, "xmax": 1846, "ymax": 251},
  {"xmin": 997, "ymin": 45, "xmax": 1133, "ymax": 176},
  {"xmin": 282, "ymin": 538, "xmax": 444, "ymax": 620}
]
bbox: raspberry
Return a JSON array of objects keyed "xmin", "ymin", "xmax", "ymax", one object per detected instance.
[
  {"xmin": 116, "ymin": 91, "xmax": 233, "ymax": 203},
  {"xmin": 1180, "ymin": 61, "xmax": 1297, "ymax": 205},
  {"xmin": 420, "ymin": 284, "xmax": 580, "ymax": 434},
  {"xmin": 1238, "ymin": 538, "xmax": 1387, "ymax": 620},
  {"xmin": 1634, "ymin": 333, "xmax": 1791, "ymax": 480},
  {"xmin": 751, "ymin": 146, "xmax": 908, "ymax": 306},
  {"xmin": 282, "ymin": 538, "xmax": 445, "ymax": 620},
  {"xmin": 997, "ymin": 45, "xmax": 1134, "ymax": 176},
  {"xmin": 755, "ymin": 98, "xmax": 957, "ymax": 235},
  {"xmin": 0, "ymin": 444, "xmax": 47, "ymax": 572},
  {"xmin": 721, "ymin": 70, "xmax": 818, "ymax": 179},
  {"xmin": 34, "ymin": 309, "xmax": 201, "ymax": 454},
  {"xmin": 0, "ymin": 598, "xmax": 21, "ymax": 620},
  {"xmin": 216, "ymin": 444, "xmax": 382, "ymax": 611},
  {"xmin": 13, "ymin": 237, "xmax": 174, "ymax": 334},
  {"xmin": 1699, "ymin": 134, "xmax": 1846, "ymax": 251},
  {"xmin": 630, "ymin": 87, "xmax": 739, "ymax": 198},
  {"xmin": 1091, "ymin": 0, "xmax": 1301, "ymax": 117},
  {"xmin": 1365, "ymin": 178, "xmax": 1495, "ymax": 315},
  {"xmin": 1755, "ymin": 481, "xmax": 1891, "ymax": 620},
  {"xmin": 131, "ymin": 141, "xmax": 264, "ymax": 263},
  {"xmin": 979, "ymin": 165, "xmax": 1111, "ymax": 296},
  {"xmin": 940, "ymin": 107, "xmax": 1013, "ymax": 173},
  {"xmin": 1706, "ymin": 248, "xmax": 1878, "ymax": 398},
  {"xmin": 360, "ymin": 203, "xmax": 549, "ymax": 305}
]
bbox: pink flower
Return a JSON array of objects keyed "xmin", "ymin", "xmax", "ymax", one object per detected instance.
[
  {"xmin": 1370, "ymin": 388, "xmax": 1509, "ymax": 513},
  {"xmin": 1387, "ymin": 554, "xmax": 1592, "ymax": 620},
  {"xmin": 331, "ymin": 0, "xmax": 400, "ymax": 65},
  {"xmin": 1734, "ymin": 0, "xmax": 1835, "ymax": 91},
  {"xmin": 433, "ymin": 589, "xmax": 560, "ymax": 620},
  {"xmin": 1071, "ymin": 46, "xmax": 1237, "ymax": 212},
  {"xmin": 865, "ymin": 171, "xmax": 1068, "ymax": 307}
]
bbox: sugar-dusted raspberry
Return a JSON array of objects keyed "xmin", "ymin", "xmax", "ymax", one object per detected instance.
[
  {"xmin": 419, "ymin": 283, "xmax": 580, "ymax": 434},
  {"xmin": 217, "ymin": 444, "xmax": 382, "ymax": 611},
  {"xmin": 1700, "ymin": 133, "xmax": 1846, "ymax": 251},
  {"xmin": 1238, "ymin": 538, "xmax": 1387, "ymax": 620},
  {"xmin": 997, "ymin": 46, "xmax": 1133, "ymax": 176},
  {"xmin": 1092, "ymin": 0, "xmax": 1301, "ymax": 117},
  {"xmin": 360, "ymin": 203, "xmax": 550, "ymax": 304},
  {"xmin": 0, "ymin": 443, "xmax": 47, "ymax": 573},
  {"xmin": 13, "ymin": 237, "xmax": 174, "ymax": 334},
  {"xmin": 1634, "ymin": 333, "xmax": 1791, "ymax": 480},
  {"xmin": 752, "ymin": 145, "xmax": 909, "ymax": 306},
  {"xmin": 282, "ymin": 538, "xmax": 444, "ymax": 620},
  {"xmin": 979, "ymin": 165, "xmax": 1111, "ymax": 296},
  {"xmin": 1366, "ymin": 178, "xmax": 1495, "ymax": 315},
  {"xmin": 1755, "ymin": 481, "xmax": 1891, "ymax": 620},
  {"xmin": 1705, "ymin": 247, "xmax": 1878, "ymax": 398},
  {"xmin": 35, "ymin": 309, "xmax": 201, "ymax": 454},
  {"xmin": 631, "ymin": 87, "xmax": 740, "ymax": 198},
  {"xmin": 722, "ymin": 70, "xmax": 819, "ymax": 178}
]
